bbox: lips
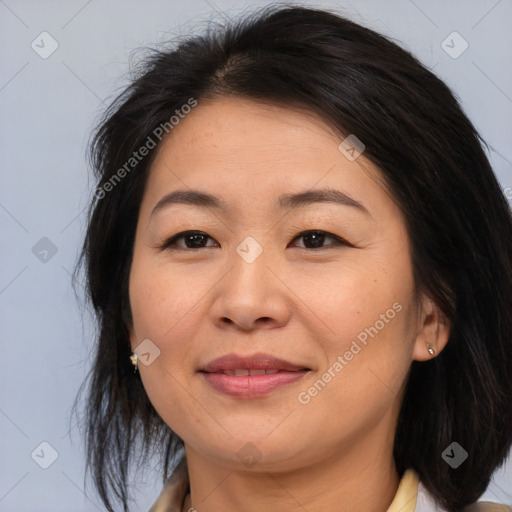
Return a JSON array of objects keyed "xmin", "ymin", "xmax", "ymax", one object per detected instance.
[
  {"xmin": 199, "ymin": 352, "xmax": 310, "ymax": 374},
  {"xmin": 198, "ymin": 353, "xmax": 312, "ymax": 398}
]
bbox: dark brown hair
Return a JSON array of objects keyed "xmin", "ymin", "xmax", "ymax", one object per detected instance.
[{"xmin": 74, "ymin": 4, "xmax": 512, "ymax": 511}]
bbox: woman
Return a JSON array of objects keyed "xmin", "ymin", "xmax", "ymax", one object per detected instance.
[{"xmin": 75, "ymin": 4, "xmax": 512, "ymax": 512}]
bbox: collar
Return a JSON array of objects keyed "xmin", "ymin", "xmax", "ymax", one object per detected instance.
[{"xmin": 386, "ymin": 468, "xmax": 419, "ymax": 512}]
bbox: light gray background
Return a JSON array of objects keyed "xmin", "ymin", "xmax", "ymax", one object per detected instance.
[{"xmin": 1, "ymin": 0, "xmax": 511, "ymax": 510}]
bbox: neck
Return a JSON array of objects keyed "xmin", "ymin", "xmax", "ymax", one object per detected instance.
[{"xmin": 183, "ymin": 428, "xmax": 400, "ymax": 512}]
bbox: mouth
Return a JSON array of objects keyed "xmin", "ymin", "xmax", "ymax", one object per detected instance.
[{"xmin": 198, "ymin": 353, "xmax": 311, "ymax": 398}]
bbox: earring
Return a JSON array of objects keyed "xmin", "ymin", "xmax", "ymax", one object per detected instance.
[
  {"xmin": 130, "ymin": 352, "xmax": 138, "ymax": 373},
  {"xmin": 427, "ymin": 343, "xmax": 435, "ymax": 357}
]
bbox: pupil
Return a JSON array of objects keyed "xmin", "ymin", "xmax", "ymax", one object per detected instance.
[
  {"xmin": 188, "ymin": 234, "xmax": 205, "ymax": 247},
  {"xmin": 306, "ymin": 232, "xmax": 324, "ymax": 248}
]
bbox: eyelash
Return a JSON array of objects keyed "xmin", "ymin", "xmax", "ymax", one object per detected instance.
[{"xmin": 156, "ymin": 230, "xmax": 352, "ymax": 251}]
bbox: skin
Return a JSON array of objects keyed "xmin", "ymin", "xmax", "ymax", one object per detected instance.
[{"xmin": 128, "ymin": 97, "xmax": 451, "ymax": 512}]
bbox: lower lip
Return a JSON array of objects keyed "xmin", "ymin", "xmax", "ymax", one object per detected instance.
[{"xmin": 200, "ymin": 370, "xmax": 309, "ymax": 398}]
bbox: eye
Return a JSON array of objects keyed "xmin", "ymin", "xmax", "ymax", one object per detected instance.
[
  {"xmin": 158, "ymin": 230, "xmax": 218, "ymax": 250},
  {"xmin": 157, "ymin": 229, "xmax": 350, "ymax": 251},
  {"xmin": 289, "ymin": 230, "xmax": 350, "ymax": 249}
]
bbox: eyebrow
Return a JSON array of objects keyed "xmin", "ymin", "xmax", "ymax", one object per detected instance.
[{"xmin": 150, "ymin": 187, "xmax": 370, "ymax": 218}]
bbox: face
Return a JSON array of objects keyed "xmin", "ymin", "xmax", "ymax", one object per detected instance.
[{"xmin": 128, "ymin": 97, "xmax": 446, "ymax": 472}]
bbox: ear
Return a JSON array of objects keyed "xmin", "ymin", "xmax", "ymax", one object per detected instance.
[{"xmin": 412, "ymin": 294, "xmax": 451, "ymax": 361}]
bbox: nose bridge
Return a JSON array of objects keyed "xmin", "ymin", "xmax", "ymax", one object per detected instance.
[
  {"xmin": 235, "ymin": 235, "xmax": 266, "ymax": 266},
  {"xmin": 227, "ymin": 234, "xmax": 271, "ymax": 296},
  {"xmin": 211, "ymin": 233, "xmax": 290, "ymax": 330}
]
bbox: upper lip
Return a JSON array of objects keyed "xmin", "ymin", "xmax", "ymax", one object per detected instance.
[{"xmin": 199, "ymin": 352, "xmax": 310, "ymax": 373}]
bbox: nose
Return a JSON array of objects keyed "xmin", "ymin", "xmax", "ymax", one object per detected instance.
[{"xmin": 210, "ymin": 242, "xmax": 292, "ymax": 332}]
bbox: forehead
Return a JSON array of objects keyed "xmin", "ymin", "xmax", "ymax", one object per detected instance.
[
  {"xmin": 141, "ymin": 97, "xmax": 392, "ymax": 218},
  {"xmin": 159, "ymin": 97, "xmax": 343, "ymax": 159}
]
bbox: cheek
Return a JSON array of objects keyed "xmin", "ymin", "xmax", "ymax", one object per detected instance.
[
  {"xmin": 129, "ymin": 265, "xmax": 203, "ymax": 434},
  {"xmin": 296, "ymin": 298, "xmax": 414, "ymax": 440},
  {"xmin": 300, "ymin": 259, "xmax": 415, "ymax": 405},
  {"xmin": 128, "ymin": 261, "xmax": 201, "ymax": 402},
  {"xmin": 304, "ymin": 261, "xmax": 411, "ymax": 350},
  {"xmin": 129, "ymin": 260, "xmax": 203, "ymax": 342}
]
